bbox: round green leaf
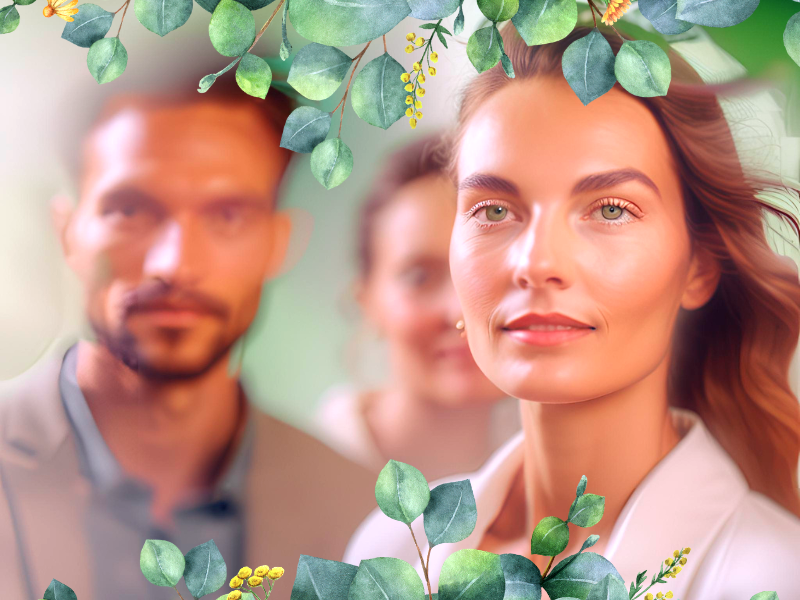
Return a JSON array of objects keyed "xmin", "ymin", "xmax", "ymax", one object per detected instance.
[
  {"xmin": 310, "ymin": 138, "xmax": 354, "ymax": 190},
  {"xmin": 785, "ymin": 12, "xmax": 800, "ymax": 68},
  {"xmin": 87, "ymin": 37, "xmax": 128, "ymax": 84},
  {"xmin": 567, "ymin": 493, "xmax": 604, "ymax": 527},
  {"xmin": 293, "ymin": 555, "xmax": 360, "ymax": 600},
  {"xmin": 197, "ymin": 0, "xmax": 273, "ymax": 12},
  {"xmin": 348, "ymin": 558, "xmax": 425, "ymax": 600},
  {"xmin": 512, "ymin": 0, "xmax": 576, "ymax": 45},
  {"xmin": 638, "ymin": 0, "xmax": 693, "ymax": 35},
  {"xmin": 280, "ymin": 106, "xmax": 332, "ymax": 153},
  {"xmin": 500, "ymin": 554, "xmax": 541, "ymax": 600},
  {"xmin": 43, "ymin": 579, "xmax": 78, "ymax": 600},
  {"xmin": 209, "ymin": 0, "xmax": 255, "ymax": 58},
  {"xmin": 467, "ymin": 25, "xmax": 503, "ymax": 73},
  {"xmin": 236, "ymin": 53, "xmax": 273, "ymax": 98},
  {"xmin": 585, "ymin": 573, "xmax": 628, "ymax": 600},
  {"xmin": 140, "ymin": 539, "xmax": 186, "ymax": 587},
  {"xmin": 61, "ymin": 4, "xmax": 113, "ymax": 47},
  {"xmin": 287, "ymin": 43, "xmax": 352, "ymax": 101},
  {"xmin": 676, "ymin": 0, "xmax": 758, "ymax": 27},
  {"xmin": 351, "ymin": 53, "xmax": 407, "ymax": 130},
  {"xmin": 184, "ymin": 540, "xmax": 227, "ymax": 598},
  {"xmin": 375, "ymin": 460, "xmax": 430, "ymax": 524},
  {"xmin": 136, "ymin": 0, "xmax": 192, "ymax": 36},
  {"xmin": 530, "ymin": 516, "xmax": 568, "ymax": 556},
  {"xmin": 407, "ymin": 0, "xmax": 460, "ymax": 20},
  {"xmin": 614, "ymin": 40, "xmax": 671, "ymax": 98},
  {"xmin": 562, "ymin": 29, "xmax": 616, "ymax": 105},
  {"xmin": 478, "ymin": 0, "xmax": 518, "ymax": 22},
  {"xmin": 15, "ymin": 0, "xmax": 37, "ymax": 6},
  {"xmin": 0, "ymin": 6, "xmax": 20, "ymax": 34},
  {"xmin": 542, "ymin": 553, "xmax": 622, "ymax": 600},
  {"xmin": 289, "ymin": 0, "xmax": 410, "ymax": 46},
  {"xmin": 439, "ymin": 550, "xmax": 505, "ymax": 600},
  {"xmin": 751, "ymin": 593, "xmax": 779, "ymax": 600},
  {"xmin": 423, "ymin": 480, "xmax": 478, "ymax": 548}
]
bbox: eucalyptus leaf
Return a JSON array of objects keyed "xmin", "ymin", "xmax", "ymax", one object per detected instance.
[
  {"xmin": 544, "ymin": 535, "xmax": 601, "ymax": 582},
  {"xmin": 478, "ymin": 0, "xmax": 518, "ymax": 22},
  {"xmin": 311, "ymin": 138, "xmax": 353, "ymax": 190},
  {"xmin": 568, "ymin": 493, "xmax": 604, "ymax": 527},
  {"xmin": 0, "ymin": 6, "xmax": 20, "ymax": 35},
  {"xmin": 197, "ymin": 0, "xmax": 273, "ymax": 13},
  {"xmin": 351, "ymin": 53, "xmax": 408, "ymax": 130},
  {"xmin": 614, "ymin": 40, "xmax": 671, "ymax": 97},
  {"xmin": 585, "ymin": 573, "xmax": 628, "ymax": 600},
  {"xmin": 512, "ymin": 0, "xmax": 576, "ymax": 45},
  {"xmin": 675, "ymin": 0, "xmax": 759, "ymax": 27},
  {"xmin": 575, "ymin": 475, "xmax": 587, "ymax": 499},
  {"xmin": 136, "ymin": 0, "xmax": 192, "ymax": 36},
  {"xmin": 289, "ymin": 0, "xmax": 410, "ymax": 46},
  {"xmin": 562, "ymin": 29, "xmax": 616, "ymax": 105},
  {"xmin": 287, "ymin": 43, "xmax": 352, "ymax": 101},
  {"xmin": 423, "ymin": 480, "xmax": 478, "ymax": 547},
  {"xmin": 750, "ymin": 593, "xmax": 779, "ymax": 600},
  {"xmin": 439, "ymin": 550, "xmax": 505, "ymax": 600},
  {"xmin": 140, "ymin": 539, "xmax": 186, "ymax": 587},
  {"xmin": 87, "ymin": 37, "xmax": 128, "ymax": 84},
  {"xmin": 209, "ymin": 0, "xmax": 256, "ymax": 58},
  {"xmin": 43, "ymin": 579, "xmax": 78, "ymax": 600},
  {"xmin": 290, "ymin": 556, "xmax": 359, "ymax": 600},
  {"xmin": 467, "ymin": 25, "xmax": 503, "ymax": 73},
  {"xmin": 786, "ymin": 12, "xmax": 800, "ymax": 68},
  {"xmin": 542, "ymin": 553, "xmax": 622, "ymax": 599},
  {"xmin": 407, "ymin": 0, "xmax": 460, "ymax": 20},
  {"xmin": 500, "ymin": 554, "xmax": 541, "ymax": 600},
  {"xmin": 454, "ymin": 4, "xmax": 465, "ymax": 34},
  {"xmin": 280, "ymin": 106, "xmax": 332, "ymax": 153},
  {"xmin": 530, "ymin": 516, "xmax": 569, "ymax": 556},
  {"xmin": 437, "ymin": 30, "xmax": 448, "ymax": 48},
  {"xmin": 61, "ymin": 4, "xmax": 113, "ymax": 47},
  {"xmin": 198, "ymin": 57, "xmax": 239, "ymax": 92},
  {"xmin": 236, "ymin": 53, "xmax": 273, "ymax": 98},
  {"xmin": 348, "ymin": 558, "xmax": 426, "ymax": 600},
  {"xmin": 14, "ymin": 0, "xmax": 35, "ymax": 5},
  {"xmin": 638, "ymin": 0, "xmax": 693, "ymax": 35},
  {"xmin": 184, "ymin": 540, "xmax": 227, "ymax": 599},
  {"xmin": 280, "ymin": 0, "xmax": 291, "ymax": 60},
  {"xmin": 501, "ymin": 53, "xmax": 515, "ymax": 77},
  {"xmin": 375, "ymin": 460, "xmax": 430, "ymax": 524}
]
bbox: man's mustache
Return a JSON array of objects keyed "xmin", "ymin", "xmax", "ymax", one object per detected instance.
[{"xmin": 121, "ymin": 279, "xmax": 229, "ymax": 319}]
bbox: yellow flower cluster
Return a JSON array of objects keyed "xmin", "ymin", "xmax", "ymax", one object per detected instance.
[
  {"xmin": 601, "ymin": 0, "xmax": 632, "ymax": 25},
  {"xmin": 400, "ymin": 32, "xmax": 441, "ymax": 130},
  {"xmin": 231, "ymin": 563, "xmax": 284, "ymax": 597},
  {"xmin": 663, "ymin": 547, "xmax": 690, "ymax": 579},
  {"xmin": 645, "ymin": 593, "xmax": 674, "ymax": 600}
]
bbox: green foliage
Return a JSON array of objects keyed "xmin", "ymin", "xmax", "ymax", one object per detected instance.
[
  {"xmin": 454, "ymin": 3, "xmax": 465, "ymax": 35},
  {"xmin": 467, "ymin": 25, "xmax": 503, "ymax": 73},
  {"xmin": 585, "ymin": 573, "xmax": 628, "ymax": 600},
  {"xmin": 500, "ymin": 554, "xmax": 542, "ymax": 600},
  {"xmin": 280, "ymin": 0, "xmax": 291, "ymax": 60},
  {"xmin": 183, "ymin": 540, "xmax": 227, "ymax": 599},
  {"xmin": 638, "ymin": 0, "xmax": 694, "ymax": 35},
  {"xmin": 0, "ymin": 5, "xmax": 20, "ymax": 34},
  {"xmin": 375, "ymin": 460, "xmax": 430, "ymax": 524},
  {"xmin": 477, "ymin": 0, "xmax": 518, "ymax": 23},
  {"xmin": 287, "ymin": 43, "xmax": 352, "ymax": 101},
  {"xmin": 139, "ymin": 539, "xmax": 186, "ymax": 587},
  {"xmin": 350, "ymin": 53, "xmax": 408, "ymax": 130},
  {"xmin": 751, "ymin": 594, "xmax": 780, "ymax": 600},
  {"xmin": 530, "ymin": 516, "xmax": 569, "ymax": 556},
  {"xmin": 87, "ymin": 37, "xmax": 128, "ymax": 84},
  {"xmin": 61, "ymin": 4, "xmax": 113, "ymax": 47},
  {"xmin": 438, "ymin": 550, "xmax": 505, "ymax": 600},
  {"xmin": 136, "ymin": 0, "xmax": 193, "ymax": 36},
  {"xmin": 197, "ymin": 0, "xmax": 273, "ymax": 13},
  {"xmin": 198, "ymin": 57, "xmax": 239, "ymax": 92},
  {"xmin": 280, "ymin": 106, "xmax": 332, "ymax": 153},
  {"xmin": 542, "ymin": 553, "xmax": 622, "ymax": 599},
  {"xmin": 209, "ymin": 0, "xmax": 255, "ymax": 57},
  {"xmin": 562, "ymin": 28, "xmax": 616, "ymax": 106},
  {"xmin": 43, "ymin": 579, "xmax": 78, "ymax": 600},
  {"xmin": 291, "ymin": 555, "xmax": 359, "ymax": 600},
  {"xmin": 512, "ymin": 0, "xmax": 576, "ymax": 45},
  {"xmin": 310, "ymin": 138, "xmax": 353, "ymax": 189},
  {"xmin": 236, "ymin": 53, "xmax": 273, "ymax": 98},
  {"xmin": 407, "ymin": 0, "xmax": 461, "ymax": 20},
  {"xmin": 676, "ymin": 0, "xmax": 759, "ymax": 28},
  {"xmin": 423, "ymin": 479, "xmax": 478, "ymax": 547},
  {"xmin": 614, "ymin": 40, "xmax": 671, "ymax": 97},
  {"xmin": 575, "ymin": 475, "xmax": 587, "ymax": 499},
  {"xmin": 568, "ymin": 493, "xmax": 605, "ymax": 528},
  {"xmin": 289, "ymin": 0, "xmax": 410, "ymax": 46},
  {"xmin": 786, "ymin": 12, "xmax": 800, "ymax": 68},
  {"xmin": 15, "ymin": 0, "xmax": 36, "ymax": 6},
  {"xmin": 348, "ymin": 558, "xmax": 426, "ymax": 600}
]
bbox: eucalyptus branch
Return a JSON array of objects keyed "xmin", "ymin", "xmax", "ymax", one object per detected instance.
[
  {"xmin": 335, "ymin": 40, "xmax": 371, "ymax": 137},
  {"xmin": 248, "ymin": 0, "xmax": 285, "ymax": 54},
  {"xmin": 541, "ymin": 555, "xmax": 556, "ymax": 579},
  {"xmin": 408, "ymin": 525, "xmax": 434, "ymax": 600},
  {"xmin": 631, "ymin": 549, "xmax": 685, "ymax": 600},
  {"xmin": 116, "ymin": 0, "xmax": 131, "ymax": 36}
]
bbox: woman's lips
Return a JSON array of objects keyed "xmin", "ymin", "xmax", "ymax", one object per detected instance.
[{"xmin": 502, "ymin": 312, "xmax": 595, "ymax": 347}]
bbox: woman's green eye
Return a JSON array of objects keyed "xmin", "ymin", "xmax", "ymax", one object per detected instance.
[
  {"xmin": 601, "ymin": 205, "xmax": 624, "ymax": 220},
  {"xmin": 486, "ymin": 205, "xmax": 508, "ymax": 221}
]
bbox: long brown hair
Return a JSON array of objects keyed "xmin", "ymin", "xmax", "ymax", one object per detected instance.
[{"xmin": 448, "ymin": 25, "xmax": 800, "ymax": 516}]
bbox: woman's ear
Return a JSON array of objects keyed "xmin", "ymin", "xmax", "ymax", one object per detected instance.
[{"xmin": 681, "ymin": 245, "xmax": 722, "ymax": 310}]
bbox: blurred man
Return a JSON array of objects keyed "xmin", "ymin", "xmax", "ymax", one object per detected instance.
[{"xmin": 0, "ymin": 79, "xmax": 375, "ymax": 600}]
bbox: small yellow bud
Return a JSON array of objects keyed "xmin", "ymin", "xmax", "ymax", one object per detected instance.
[
  {"xmin": 673, "ymin": 550, "xmax": 680, "ymax": 558},
  {"xmin": 405, "ymin": 107, "xmax": 414, "ymax": 117},
  {"xmin": 255, "ymin": 566, "xmax": 270, "ymax": 578},
  {"xmin": 405, "ymin": 45, "xmax": 414, "ymax": 54},
  {"xmin": 683, "ymin": 547, "xmax": 691, "ymax": 554},
  {"xmin": 228, "ymin": 592, "xmax": 243, "ymax": 600},
  {"xmin": 656, "ymin": 594, "xmax": 663, "ymax": 599},
  {"xmin": 230, "ymin": 577, "xmax": 244, "ymax": 589},
  {"xmin": 415, "ymin": 111, "xmax": 422, "ymax": 119},
  {"xmin": 268, "ymin": 567, "xmax": 285, "ymax": 580},
  {"xmin": 430, "ymin": 52, "xmax": 438, "ymax": 62},
  {"xmin": 238, "ymin": 567, "xmax": 253, "ymax": 580},
  {"xmin": 416, "ymin": 87, "xmax": 425, "ymax": 97},
  {"xmin": 414, "ymin": 100, "xmax": 422, "ymax": 109},
  {"xmin": 409, "ymin": 118, "xmax": 417, "ymax": 129},
  {"xmin": 401, "ymin": 72, "xmax": 411, "ymax": 83},
  {"xmin": 428, "ymin": 66, "xmax": 437, "ymax": 76},
  {"xmin": 679, "ymin": 557, "xmax": 687, "ymax": 565},
  {"xmin": 404, "ymin": 83, "xmax": 413, "ymax": 92},
  {"xmin": 406, "ymin": 32, "xmax": 416, "ymax": 41},
  {"xmin": 645, "ymin": 595, "xmax": 653, "ymax": 600},
  {"xmin": 675, "ymin": 566, "xmax": 682, "ymax": 573},
  {"xmin": 415, "ymin": 36, "xmax": 424, "ymax": 46},
  {"xmin": 412, "ymin": 61, "xmax": 421, "ymax": 71},
  {"xmin": 666, "ymin": 593, "xmax": 673, "ymax": 599},
  {"xmin": 665, "ymin": 559, "xmax": 672, "ymax": 566},
  {"xmin": 405, "ymin": 96, "xmax": 414, "ymax": 105},
  {"xmin": 249, "ymin": 576, "xmax": 264, "ymax": 587},
  {"xmin": 418, "ymin": 73, "xmax": 426, "ymax": 83}
]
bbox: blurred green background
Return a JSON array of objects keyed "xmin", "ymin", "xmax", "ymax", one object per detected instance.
[{"xmin": 1, "ymin": 0, "xmax": 798, "ymax": 430}]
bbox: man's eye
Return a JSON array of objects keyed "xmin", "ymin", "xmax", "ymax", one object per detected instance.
[{"xmin": 400, "ymin": 266, "xmax": 431, "ymax": 287}]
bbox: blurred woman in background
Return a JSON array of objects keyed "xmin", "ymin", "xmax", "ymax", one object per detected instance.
[{"xmin": 313, "ymin": 135, "xmax": 519, "ymax": 481}]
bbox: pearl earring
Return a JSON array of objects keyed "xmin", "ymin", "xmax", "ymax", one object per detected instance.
[{"xmin": 455, "ymin": 319, "xmax": 466, "ymax": 339}]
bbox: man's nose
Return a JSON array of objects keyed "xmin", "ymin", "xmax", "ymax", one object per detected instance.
[{"xmin": 142, "ymin": 219, "xmax": 200, "ymax": 285}]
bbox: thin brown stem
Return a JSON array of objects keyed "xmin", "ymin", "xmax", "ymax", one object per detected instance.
[
  {"xmin": 383, "ymin": 34, "xmax": 387, "ymax": 53},
  {"xmin": 588, "ymin": 0, "xmax": 626, "ymax": 41},
  {"xmin": 586, "ymin": 0, "xmax": 598, "ymax": 27},
  {"xmin": 247, "ymin": 0, "xmax": 285, "ymax": 54},
  {"xmin": 116, "ymin": 0, "xmax": 130, "ymax": 36},
  {"xmin": 542, "ymin": 556, "xmax": 555, "ymax": 579},
  {"xmin": 337, "ymin": 40, "xmax": 371, "ymax": 137},
  {"xmin": 426, "ymin": 545, "xmax": 432, "ymax": 572},
  {"xmin": 113, "ymin": 0, "xmax": 127, "ymax": 14},
  {"xmin": 408, "ymin": 525, "xmax": 433, "ymax": 600},
  {"xmin": 173, "ymin": 586, "xmax": 186, "ymax": 600}
]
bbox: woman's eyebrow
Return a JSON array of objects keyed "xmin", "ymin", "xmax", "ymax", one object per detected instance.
[
  {"xmin": 572, "ymin": 168, "xmax": 662, "ymax": 199},
  {"xmin": 458, "ymin": 173, "xmax": 520, "ymax": 196}
]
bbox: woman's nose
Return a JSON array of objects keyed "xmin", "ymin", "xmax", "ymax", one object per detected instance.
[{"xmin": 511, "ymin": 210, "xmax": 573, "ymax": 291}]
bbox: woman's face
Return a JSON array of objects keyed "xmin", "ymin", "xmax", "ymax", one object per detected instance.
[
  {"xmin": 359, "ymin": 173, "xmax": 504, "ymax": 406},
  {"xmin": 451, "ymin": 77, "xmax": 712, "ymax": 403}
]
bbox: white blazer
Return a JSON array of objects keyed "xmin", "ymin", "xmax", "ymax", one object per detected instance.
[{"xmin": 344, "ymin": 409, "xmax": 800, "ymax": 599}]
